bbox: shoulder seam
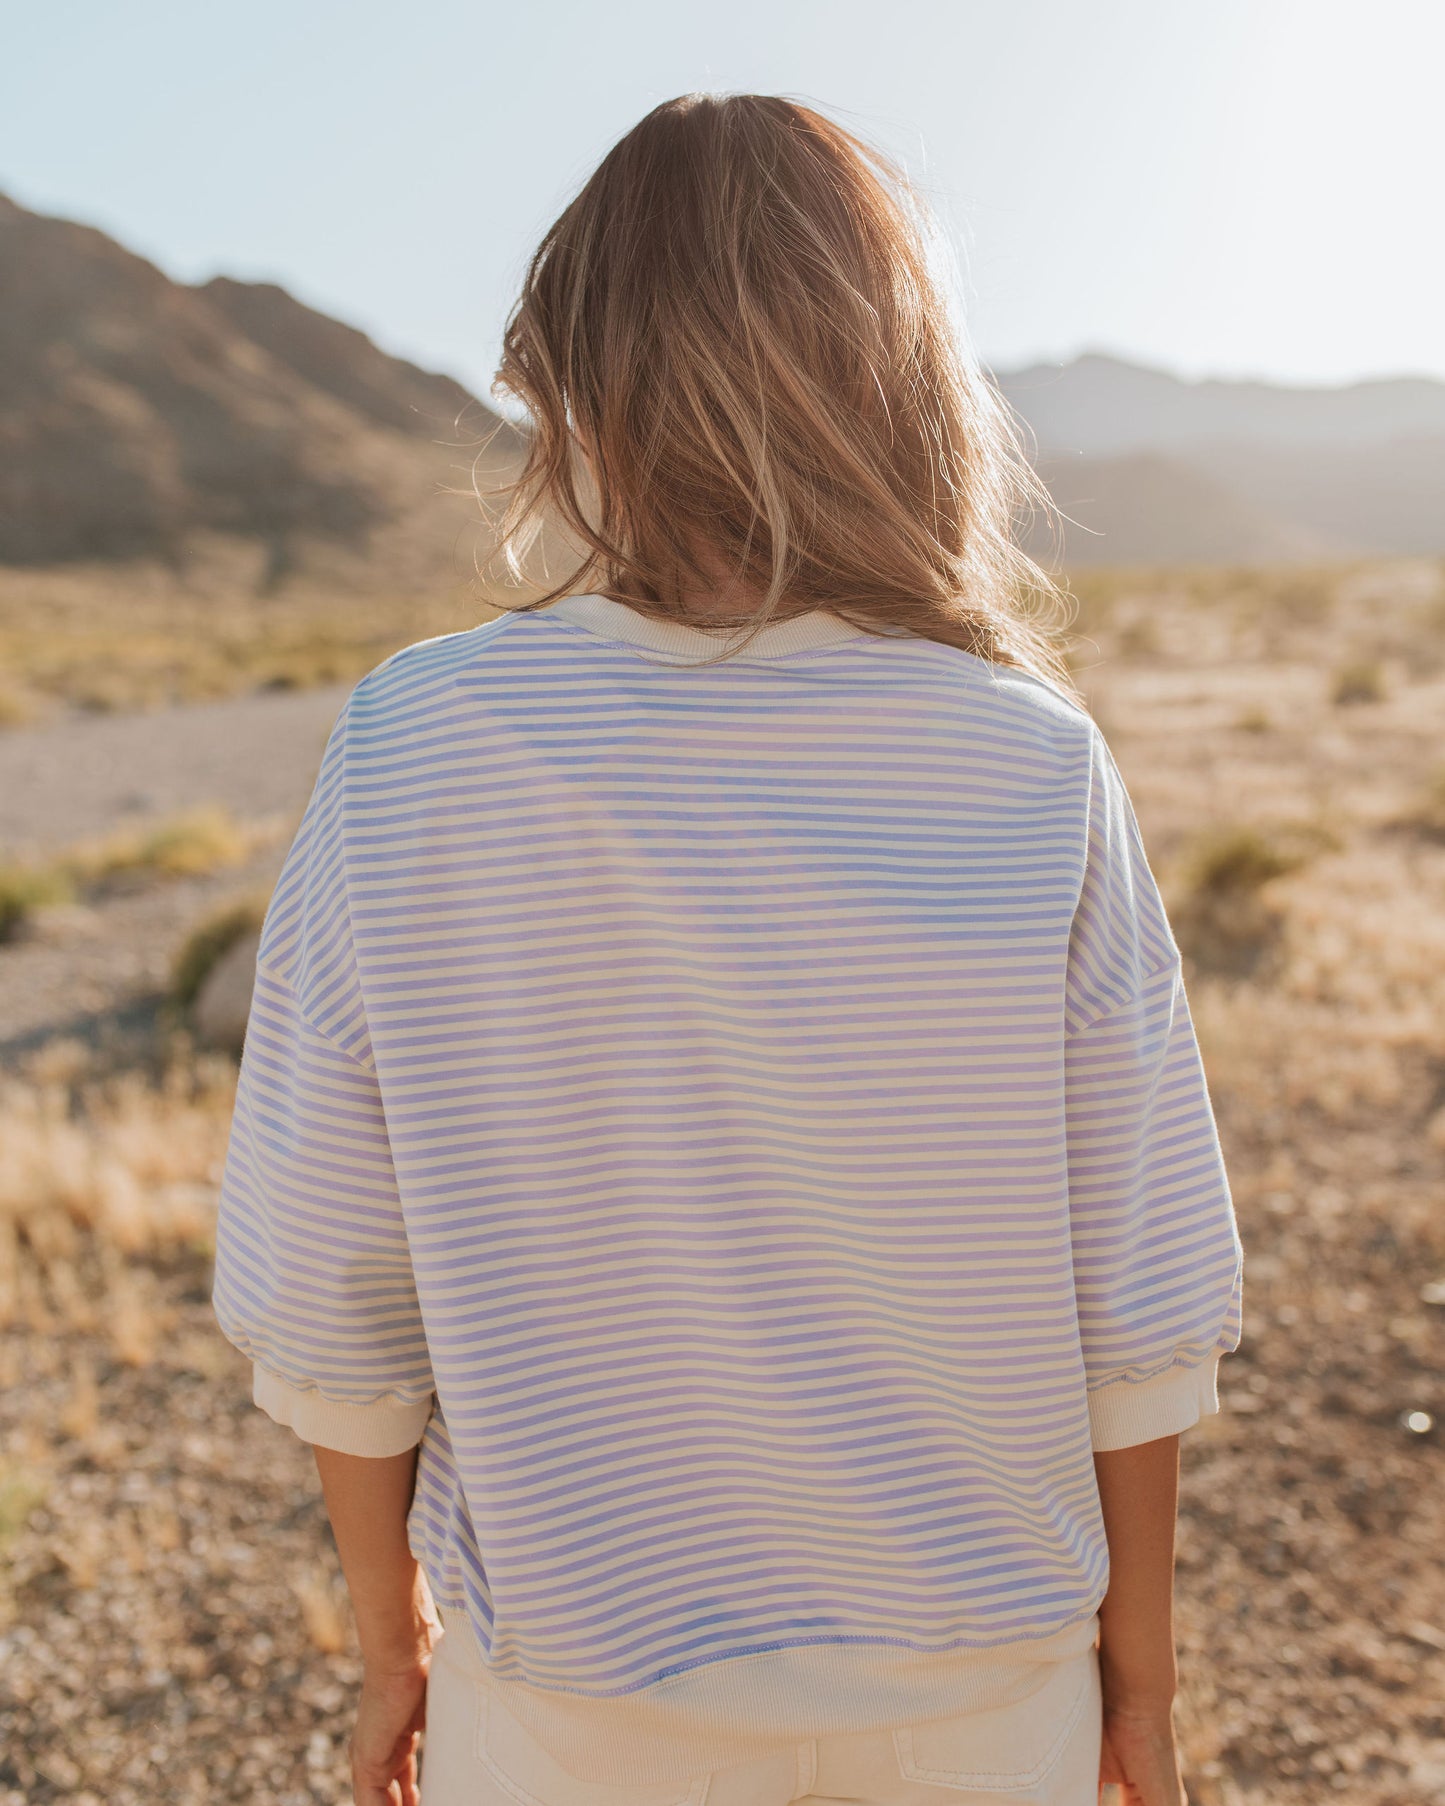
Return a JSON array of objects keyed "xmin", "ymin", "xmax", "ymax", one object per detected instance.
[
  {"xmin": 1064, "ymin": 956, "xmax": 1182, "ymax": 1044},
  {"xmin": 253, "ymin": 952, "xmax": 377, "ymax": 1075}
]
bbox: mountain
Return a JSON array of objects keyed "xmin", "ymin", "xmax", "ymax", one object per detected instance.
[
  {"xmin": 0, "ymin": 193, "xmax": 517, "ymax": 573},
  {"xmin": 996, "ymin": 349, "xmax": 1445, "ymax": 457},
  {"xmin": 198, "ymin": 276, "xmax": 482, "ymax": 440},
  {"xmin": 995, "ymin": 349, "xmax": 1445, "ymax": 566},
  {"xmin": 1030, "ymin": 451, "xmax": 1337, "ymax": 567},
  {"xmin": 1, "ymin": 191, "xmax": 1441, "ymax": 574}
]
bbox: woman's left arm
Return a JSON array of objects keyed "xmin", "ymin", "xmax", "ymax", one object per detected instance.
[{"xmin": 312, "ymin": 1445, "xmax": 442, "ymax": 1806}]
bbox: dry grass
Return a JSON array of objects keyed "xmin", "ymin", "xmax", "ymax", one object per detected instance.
[
  {"xmin": 0, "ymin": 536, "xmax": 506, "ymax": 727},
  {"xmin": 1061, "ymin": 556, "xmax": 1445, "ymax": 1802},
  {"xmin": 1069, "ymin": 558, "xmax": 1445, "ymax": 1154},
  {"xmin": 0, "ymin": 1463, "xmax": 47, "ymax": 1553},
  {"xmin": 293, "ymin": 1566, "xmax": 352, "ymax": 1657},
  {"xmin": 0, "ymin": 805, "xmax": 284, "ymax": 944},
  {"xmin": 0, "ymin": 1052, "xmax": 237, "ymax": 1340}
]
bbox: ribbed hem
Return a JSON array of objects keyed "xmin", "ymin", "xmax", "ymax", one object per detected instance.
[
  {"xmin": 544, "ymin": 594, "xmax": 879, "ymax": 662},
  {"xmin": 1087, "ymin": 1355, "xmax": 1221, "ymax": 1452},
  {"xmin": 252, "ymin": 1363, "xmax": 434, "ymax": 1456},
  {"xmin": 434, "ymin": 1604, "xmax": 1102, "ymax": 1787}
]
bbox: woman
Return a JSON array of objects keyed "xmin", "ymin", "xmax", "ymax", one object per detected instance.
[{"xmin": 212, "ymin": 94, "xmax": 1243, "ymax": 1806}]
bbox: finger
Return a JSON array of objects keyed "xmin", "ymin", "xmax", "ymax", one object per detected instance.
[
  {"xmin": 353, "ymin": 1754, "xmax": 412, "ymax": 1806},
  {"xmin": 1120, "ymin": 1757, "xmax": 1177, "ymax": 1806},
  {"xmin": 400, "ymin": 1746, "xmax": 421, "ymax": 1806}
]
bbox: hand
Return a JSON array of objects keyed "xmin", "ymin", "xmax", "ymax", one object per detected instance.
[
  {"xmin": 1099, "ymin": 1700, "xmax": 1188, "ymax": 1806},
  {"xmin": 349, "ymin": 1662, "xmax": 430, "ymax": 1806}
]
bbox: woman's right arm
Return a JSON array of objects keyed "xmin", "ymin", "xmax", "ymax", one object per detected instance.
[{"xmin": 1093, "ymin": 1432, "xmax": 1189, "ymax": 1806}]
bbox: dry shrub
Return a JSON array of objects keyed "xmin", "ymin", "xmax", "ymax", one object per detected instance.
[
  {"xmin": 1331, "ymin": 659, "xmax": 1387, "ymax": 706},
  {"xmin": 1171, "ymin": 824, "xmax": 1318, "ymax": 978},
  {"xmin": 1195, "ymin": 986, "xmax": 1410, "ymax": 1128},
  {"xmin": 112, "ymin": 1509, "xmax": 151, "ymax": 1577},
  {"xmin": 1185, "ymin": 825, "xmax": 1305, "ymax": 895},
  {"xmin": 1260, "ymin": 569, "xmax": 1337, "ymax": 625},
  {"xmin": 169, "ymin": 1328, "xmax": 234, "ymax": 1380},
  {"xmin": 1116, "ymin": 614, "xmax": 1162, "ymax": 658},
  {"xmin": 108, "ymin": 1263, "xmax": 170, "ymax": 1367},
  {"xmin": 0, "ymin": 681, "xmax": 36, "ymax": 726},
  {"xmin": 0, "ymin": 862, "xmax": 75, "ymax": 943},
  {"xmin": 0, "ymin": 1055, "xmax": 237, "ymax": 1335},
  {"xmin": 0, "ymin": 1464, "xmax": 46, "ymax": 1553},
  {"xmin": 0, "ymin": 807, "xmax": 284, "ymax": 942},
  {"xmin": 0, "ymin": 558, "xmax": 488, "ymax": 722},
  {"xmin": 61, "ymin": 804, "xmax": 276, "ymax": 892},
  {"xmin": 55, "ymin": 1517, "xmax": 106, "ymax": 1590},
  {"xmin": 1192, "ymin": 839, "xmax": 1445, "ymax": 1130},
  {"xmin": 141, "ymin": 1501, "xmax": 185, "ymax": 1553},
  {"xmin": 45, "ymin": 1258, "xmax": 96, "ymax": 1332},
  {"xmin": 171, "ymin": 893, "xmax": 269, "ymax": 1010},
  {"xmin": 1390, "ymin": 767, "xmax": 1445, "ymax": 844},
  {"xmin": 0, "ymin": 1064, "xmax": 234, "ymax": 1240},
  {"xmin": 58, "ymin": 1356, "xmax": 101, "ymax": 1441},
  {"xmin": 0, "ymin": 1218, "xmax": 16, "ymax": 1325},
  {"xmin": 293, "ymin": 1565, "xmax": 350, "ymax": 1655},
  {"xmin": 1279, "ymin": 846, "xmax": 1445, "ymax": 1031}
]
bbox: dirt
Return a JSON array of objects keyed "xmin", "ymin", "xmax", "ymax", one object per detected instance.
[
  {"xmin": 0, "ymin": 1278, "xmax": 364, "ymax": 1806},
  {"xmin": 0, "ymin": 681, "xmax": 349, "ymax": 1065},
  {"xmin": 0, "ymin": 682, "xmax": 350, "ymax": 860}
]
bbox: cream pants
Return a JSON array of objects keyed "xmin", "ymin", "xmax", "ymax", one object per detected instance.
[{"xmin": 418, "ymin": 1619, "xmax": 1104, "ymax": 1806}]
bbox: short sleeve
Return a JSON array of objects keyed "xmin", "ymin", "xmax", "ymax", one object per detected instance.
[
  {"xmin": 1065, "ymin": 726, "xmax": 1244, "ymax": 1451},
  {"xmin": 210, "ymin": 700, "xmax": 435, "ymax": 1457}
]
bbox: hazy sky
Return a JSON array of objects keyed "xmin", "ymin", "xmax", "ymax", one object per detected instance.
[{"xmin": 4, "ymin": 0, "xmax": 1441, "ymax": 401}]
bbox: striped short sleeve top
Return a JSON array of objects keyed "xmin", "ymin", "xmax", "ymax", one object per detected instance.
[{"xmin": 211, "ymin": 592, "xmax": 1243, "ymax": 1784}]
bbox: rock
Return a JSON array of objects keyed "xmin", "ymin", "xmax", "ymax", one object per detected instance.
[{"xmin": 191, "ymin": 927, "xmax": 261, "ymax": 1054}]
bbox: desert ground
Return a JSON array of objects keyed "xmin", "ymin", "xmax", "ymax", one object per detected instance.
[{"xmin": 2, "ymin": 556, "xmax": 1445, "ymax": 1805}]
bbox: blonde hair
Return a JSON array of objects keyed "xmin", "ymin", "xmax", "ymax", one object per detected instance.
[{"xmin": 485, "ymin": 92, "xmax": 1077, "ymax": 691}]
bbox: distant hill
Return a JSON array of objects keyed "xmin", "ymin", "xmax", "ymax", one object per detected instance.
[
  {"xmin": 198, "ymin": 276, "xmax": 481, "ymax": 440},
  {"xmin": 1, "ymin": 192, "xmax": 1441, "ymax": 574},
  {"xmin": 996, "ymin": 349, "xmax": 1445, "ymax": 456},
  {"xmin": 1028, "ymin": 450, "xmax": 1337, "ymax": 568},
  {"xmin": 0, "ymin": 193, "xmax": 517, "ymax": 575},
  {"xmin": 995, "ymin": 349, "xmax": 1445, "ymax": 566}
]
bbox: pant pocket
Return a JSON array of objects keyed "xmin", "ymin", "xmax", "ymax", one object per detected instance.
[
  {"xmin": 475, "ymin": 1686, "xmax": 712, "ymax": 1806},
  {"xmin": 891, "ymin": 1648, "xmax": 1099, "ymax": 1801}
]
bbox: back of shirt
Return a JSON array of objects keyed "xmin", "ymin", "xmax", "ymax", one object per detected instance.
[{"xmin": 212, "ymin": 593, "xmax": 1243, "ymax": 1781}]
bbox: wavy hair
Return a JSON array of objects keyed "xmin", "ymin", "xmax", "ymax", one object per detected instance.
[{"xmin": 482, "ymin": 92, "xmax": 1077, "ymax": 690}]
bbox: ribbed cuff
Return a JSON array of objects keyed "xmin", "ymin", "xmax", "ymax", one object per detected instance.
[
  {"xmin": 253, "ymin": 1364, "xmax": 434, "ymax": 1456},
  {"xmin": 1087, "ymin": 1356, "xmax": 1221, "ymax": 1452}
]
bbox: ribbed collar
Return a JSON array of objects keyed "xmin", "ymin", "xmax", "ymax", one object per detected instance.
[{"xmin": 544, "ymin": 593, "xmax": 878, "ymax": 661}]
